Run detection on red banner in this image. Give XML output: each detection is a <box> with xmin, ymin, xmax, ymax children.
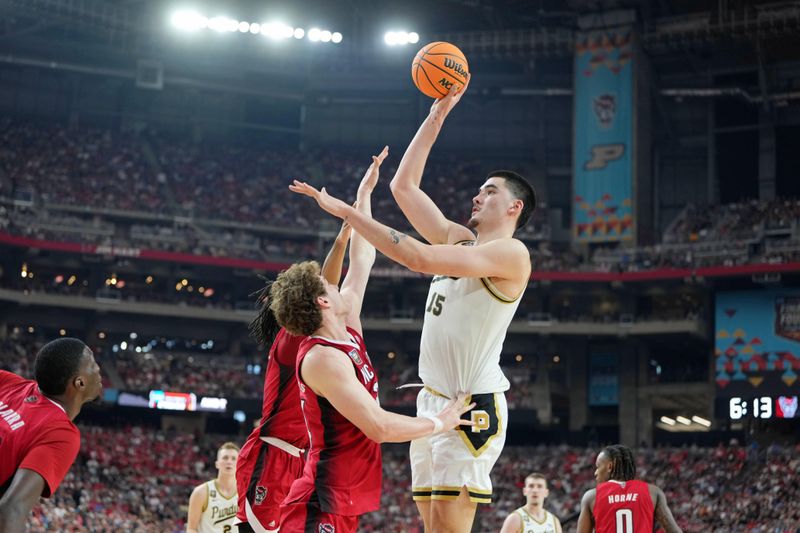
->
<box><xmin>1</xmin><ymin>231</ymin><xmax>798</xmax><ymax>282</ymax></box>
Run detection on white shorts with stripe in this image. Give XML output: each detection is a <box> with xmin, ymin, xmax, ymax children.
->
<box><xmin>410</xmin><ymin>387</ymin><xmax>507</xmax><ymax>504</ymax></box>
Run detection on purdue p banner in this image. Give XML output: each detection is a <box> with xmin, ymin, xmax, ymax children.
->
<box><xmin>573</xmin><ymin>27</ymin><xmax>634</xmax><ymax>243</ymax></box>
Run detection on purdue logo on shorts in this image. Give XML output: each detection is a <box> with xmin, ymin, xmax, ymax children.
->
<box><xmin>318</xmin><ymin>524</ymin><xmax>335</xmax><ymax>533</ymax></box>
<box><xmin>254</xmin><ymin>485</ymin><xmax>267</xmax><ymax>505</ymax></box>
<box><xmin>471</xmin><ymin>410</ymin><xmax>490</xmax><ymax>433</ymax></box>
<box><xmin>457</xmin><ymin>393</ymin><xmax>501</xmax><ymax>457</ymax></box>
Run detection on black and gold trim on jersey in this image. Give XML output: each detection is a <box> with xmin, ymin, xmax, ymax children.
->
<box><xmin>455</xmin><ymin>392</ymin><xmax>503</xmax><ymax>457</ymax></box>
<box><xmin>411</xmin><ymin>485</ymin><xmax>492</xmax><ymax>504</ymax></box>
<box><xmin>480</xmin><ymin>277</ymin><xmax>520</xmax><ymax>304</ymax></box>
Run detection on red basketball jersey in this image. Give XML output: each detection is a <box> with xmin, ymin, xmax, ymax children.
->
<box><xmin>255</xmin><ymin>328</ymin><xmax>308</xmax><ymax>447</ymax></box>
<box><xmin>594</xmin><ymin>480</ymin><xmax>654</xmax><ymax>533</ymax></box>
<box><xmin>284</xmin><ymin>327</ymin><xmax>382</xmax><ymax>516</ymax></box>
<box><xmin>0</xmin><ymin>370</ymin><xmax>80</xmax><ymax>498</ymax></box>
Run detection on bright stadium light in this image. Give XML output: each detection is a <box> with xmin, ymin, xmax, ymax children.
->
<box><xmin>261</xmin><ymin>21</ymin><xmax>293</xmax><ymax>39</ymax></box>
<box><xmin>676</xmin><ymin>415</ymin><xmax>692</xmax><ymax>425</ymax></box>
<box><xmin>308</xmin><ymin>27</ymin><xmax>321</xmax><ymax>41</ymax></box>
<box><xmin>238</xmin><ymin>21</ymin><xmax>250</xmax><ymax>33</ymax></box>
<box><xmin>225</xmin><ymin>18</ymin><xmax>239</xmax><ymax>32</ymax></box>
<box><xmin>385</xmin><ymin>31</ymin><xmax>417</xmax><ymax>46</ymax></box>
<box><xmin>249</xmin><ymin>22</ymin><xmax>261</xmax><ymax>34</ymax></box>
<box><xmin>692</xmin><ymin>415</ymin><xmax>712</xmax><ymax>427</ymax></box>
<box><xmin>332</xmin><ymin>31</ymin><xmax>342</xmax><ymax>43</ymax></box>
<box><xmin>208</xmin><ymin>16</ymin><xmax>226</xmax><ymax>32</ymax></box>
<box><xmin>659</xmin><ymin>416</ymin><xmax>676</xmax><ymax>426</ymax></box>
<box><xmin>294</xmin><ymin>27</ymin><xmax>305</xmax><ymax>39</ymax></box>
<box><xmin>320</xmin><ymin>30</ymin><xmax>332</xmax><ymax>42</ymax></box>
<box><xmin>171</xmin><ymin>10</ymin><xmax>208</xmax><ymax>31</ymax></box>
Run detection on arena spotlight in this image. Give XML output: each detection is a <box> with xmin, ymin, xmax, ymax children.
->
<box><xmin>308</xmin><ymin>27</ymin><xmax>321</xmax><ymax>41</ymax></box>
<box><xmin>659</xmin><ymin>416</ymin><xmax>676</xmax><ymax>426</ymax></box>
<box><xmin>320</xmin><ymin>30</ymin><xmax>332</xmax><ymax>42</ymax></box>
<box><xmin>332</xmin><ymin>32</ymin><xmax>342</xmax><ymax>43</ymax></box>
<box><xmin>675</xmin><ymin>416</ymin><xmax>692</xmax><ymax>425</ymax></box>
<box><xmin>249</xmin><ymin>22</ymin><xmax>261</xmax><ymax>34</ymax></box>
<box><xmin>238</xmin><ymin>21</ymin><xmax>250</xmax><ymax>33</ymax></box>
<box><xmin>261</xmin><ymin>21</ymin><xmax>294</xmax><ymax>39</ymax></box>
<box><xmin>293</xmin><ymin>27</ymin><xmax>305</xmax><ymax>39</ymax></box>
<box><xmin>692</xmin><ymin>416</ymin><xmax>712</xmax><ymax>427</ymax></box>
<box><xmin>171</xmin><ymin>10</ymin><xmax>208</xmax><ymax>31</ymax></box>
<box><xmin>384</xmin><ymin>31</ymin><xmax>418</xmax><ymax>46</ymax></box>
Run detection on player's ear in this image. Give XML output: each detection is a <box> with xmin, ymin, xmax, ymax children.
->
<box><xmin>317</xmin><ymin>295</ymin><xmax>329</xmax><ymax>308</ymax></box>
<box><xmin>73</xmin><ymin>375</ymin><xmax>85</xmax><ymax>389</ymax></box>
<box><xmin>508</xmin><ymin>198</ymin><xmax>522</xmax><ymax>215</ymax></box>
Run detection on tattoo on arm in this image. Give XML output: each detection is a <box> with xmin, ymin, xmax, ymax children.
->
<box><xmin>389</xmin><ymin>229</ymin><xmax>407</xmax><ymax>245</ymax></box>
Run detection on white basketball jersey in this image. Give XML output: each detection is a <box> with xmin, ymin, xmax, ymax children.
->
<box><xmin>419</xmin><ymin>249</ymin><xmax>523</xmax><ymax>396</ymax></box>
<box><xmin>199</xmin><ymin>480</ymin><xmax>238</xmax><ymax>533</ymax></box>
<box><xmin>515</xmin><ymin>508</ymin><xmax>558</xmax><ymax>533</ymax></box>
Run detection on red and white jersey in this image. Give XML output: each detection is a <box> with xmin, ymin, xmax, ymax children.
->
<box><xmin>254</xmin><ymin>328</ymin><xmax>308</xmax><ymax>448</ymax></box>
<box><xmin>284</xmin><ymin>327</ymin><xmax>382</xmax><ymax>516</ymax></box>
<box><xmin>0</xmin><ymin>370</ymin><xmax>80</xmax><ymax>497</ymax></box>
<box><xmin>594</xmin><ymin>480</ymin><xmax>654</xmax><ymax>533</ymax></box>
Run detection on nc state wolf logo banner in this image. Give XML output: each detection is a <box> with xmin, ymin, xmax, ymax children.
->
<box><xmin>573</xmin><ymin>27</ymin><xmax>634</xmax><ymax>243</ymax></box>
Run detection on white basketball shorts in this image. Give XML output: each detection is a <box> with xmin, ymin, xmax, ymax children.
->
<box><xmin>410</xmin><ymin>387</ymin><xmax>507</xmax><ymax>504</ymax></box>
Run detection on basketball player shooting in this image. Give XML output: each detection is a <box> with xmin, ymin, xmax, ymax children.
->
<box><xmin>289</xmin><ymin>74</ymin><xmax>536</xmax><ymax>532</ymax></box>
<box><xmin>276</xmin><ymin>147</ymin><xmax>476</xmax><ymax>533</ymax></box>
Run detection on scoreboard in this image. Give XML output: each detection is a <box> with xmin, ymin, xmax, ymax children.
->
<box><xmin>715</xmin><ymin>290</ymin><xmax>800</xmax><ymax>420</ymax></box>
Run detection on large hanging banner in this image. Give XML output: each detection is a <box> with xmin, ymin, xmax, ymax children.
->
<box><xmin>573</xmin><ymin>28</ymin><xmax>634</xmax><ymax>242</ymax></box>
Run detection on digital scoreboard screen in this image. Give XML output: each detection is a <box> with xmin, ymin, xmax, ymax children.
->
<box><xmin>716</xmin><ymin>290</ymin><xmax>800</xmax><ymax>420</ymax></box>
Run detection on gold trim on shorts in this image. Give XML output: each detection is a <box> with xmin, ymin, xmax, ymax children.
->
<box><xmin>411</xmin><ymin>485</ymin><xmax>493</xmax><ymax>504</ymax></box>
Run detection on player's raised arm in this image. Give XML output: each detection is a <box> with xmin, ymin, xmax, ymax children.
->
<box><xmin>320</xmin><ymin>219</ymin><xmax>352</xmax><ymax>286</ymax></box>
<box><xmin>389</xmin><ymin>76</ymin><xmax>475</xmax><ymax>245</ymax></box>
<box><xmin>652</xmin><ymin>485</ymin><xmax>683</xmax><ymax>533</ymax></box>
<box><xmin>301</xmin><ymin>345</ymin><xmax>474</xmax><ymax>443</ymax></box>
<box><xmin>289</xmin><ymin>183</ymin><xmax>530</xmax><ymax>282</ymax></box>
<box><xmin>576</xmin><ymin>489</ymin><xmax>596</xmax><ymax>533</ymax></box>
<box><xmin>340</xmin><ymin>146</ymin><xmax>387</xmax><ymax>332</ymax></box>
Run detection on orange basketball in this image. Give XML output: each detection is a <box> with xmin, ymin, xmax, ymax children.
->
<box><xmin>411</xmin><ymin>42</ymin><xmax>469</xmax><ymax>99</ymax></box>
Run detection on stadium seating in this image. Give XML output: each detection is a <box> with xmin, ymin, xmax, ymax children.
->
<box><xmin>22</xmin><ymin>425</ymin><xmax>800</xmax><ymax>532</ymax></box>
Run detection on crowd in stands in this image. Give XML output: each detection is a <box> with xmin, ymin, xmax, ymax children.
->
<box><xmin>19</xmin><ymin>424</ymin><xmax>800</xmax><ymax>532</ymax></box>
<box><xmin>26</xmin><ymin>425</ymin><xmax>218</xmax><ymax>533</ymax></box>
<box><xmin>113</xmin><ymin>349</ymin><xmax>263</xmax><ymax>398</ymax></box>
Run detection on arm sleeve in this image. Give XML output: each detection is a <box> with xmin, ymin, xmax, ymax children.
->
<box><xmin>18</xmin><ymin>424</ymin><xmax>80</xmax><ymax>497</ymax></box>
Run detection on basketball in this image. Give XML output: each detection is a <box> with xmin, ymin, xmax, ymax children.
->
<box><xmin>412</xmin><ymin>42</ymin><xmax>469</xmax><ymax>99</ymax></box>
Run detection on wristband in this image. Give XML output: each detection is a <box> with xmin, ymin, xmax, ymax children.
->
<box><xmin>424</xmin><ymin>415</ymin><xmax>444</xmax><ymax>434</ymax></box>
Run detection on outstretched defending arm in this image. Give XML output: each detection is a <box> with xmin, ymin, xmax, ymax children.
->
<box><xmin>653</xmin><ymin>485</ymin><xmax>682</xmax><ymax>533</ymax></box>
<box><xmin>339</xmin><ymin>146</ymin><xmax>388</xmax><ymax>333</ymax></box>
<box><xmin>320</xmin><ymin>220</ymin><xmax>352</xmax><ymax>286</ymax></box>
<box><xmin>290</xmin><ymin>181</ymin><xmax>530</xmax><ymax>282</ymax></box>
<box><xmin>389</xmin><ymin>76</ymin><xmax>475</xmax><ymax>245</ymax></box>
<box><xmin>301</xmin><ymin>345</ymin><xmax>474</xmax><ymax>443</ymax></box>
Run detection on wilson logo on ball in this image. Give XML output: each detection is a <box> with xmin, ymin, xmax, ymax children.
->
<box><xmin>444</xmin><ymin>58</ymin><xmax>468</xmax><ymax>77</ymax></box>
<box><xmin>412</xmin><ymin>41</ymin><xmax>469</xmax><ymax>99</ymax></box>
